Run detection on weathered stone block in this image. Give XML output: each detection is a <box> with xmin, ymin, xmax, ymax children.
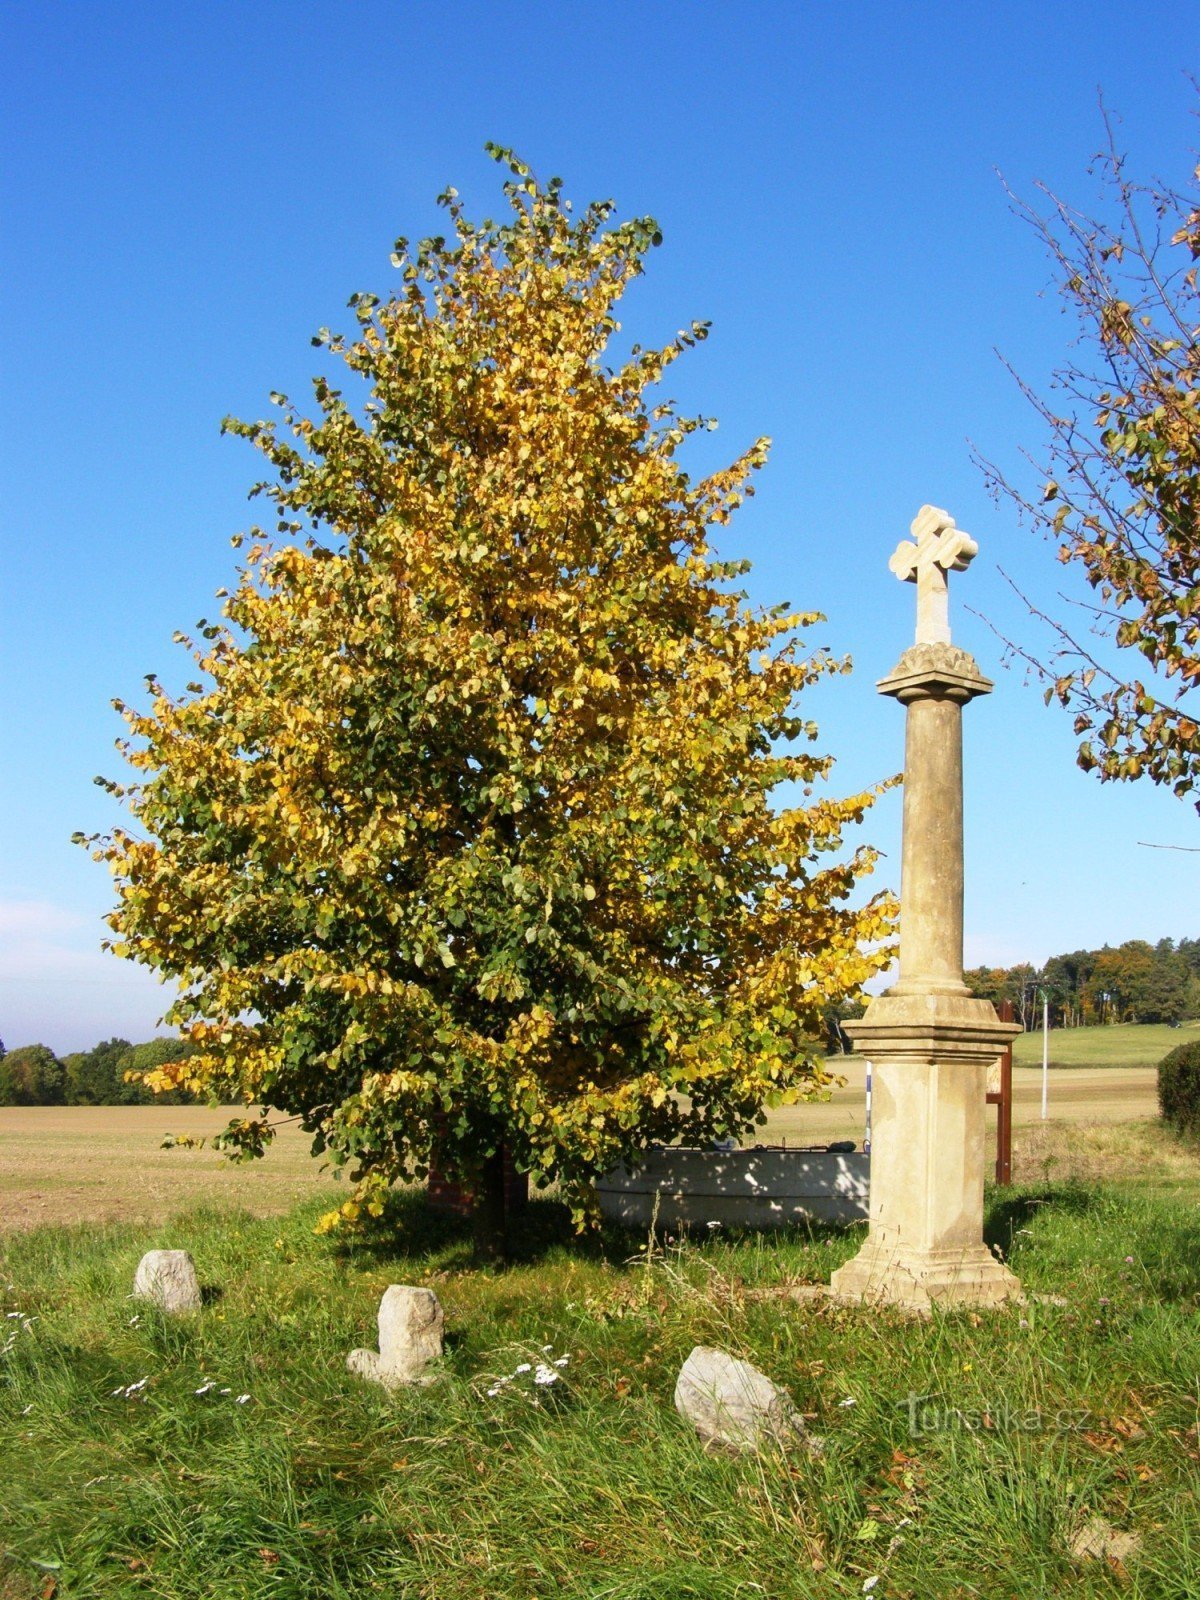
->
<box><xmin>133</xmin><ymin>1249</ymin><xmax>202</xmax><ymax>1314</ymax></box>
<box><xmin>348</xmin><ymin>1285</ymin><xmax>444</xmax><ymax>1389</ymax></box>
<box><xmin>674</xmin><ymin>1346</ymin><xmax>821</xmax><ymax>1454</ymax></box>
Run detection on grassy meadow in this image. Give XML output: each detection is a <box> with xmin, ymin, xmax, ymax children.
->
<box><xmin>2</xmin><ymin>1116</ymin><xmax>1200</xmax><ymax>1599</ymax></box>
<box><xmin>1012</xmin><ymin>1019</ymin><xmax>1200</xmax><ymax>1072</ymax></box>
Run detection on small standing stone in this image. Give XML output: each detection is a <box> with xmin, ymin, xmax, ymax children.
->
<box><xmin>674</xmin><ymin>1346</ymin><xmax>822</xmax><ymax>1454</ymax></box>
<box><xmin>133</xmin><ymin>1249</ymin><xmax>202</xmax><ymax>1314</ymax></box>
<box><xmin>347</xmin><ymin>1285</ymin><xmax>444</xmax><ymax>1390</ymax></box>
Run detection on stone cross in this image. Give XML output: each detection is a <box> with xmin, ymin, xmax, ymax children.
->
<box><xmin>888</xmin><ymin>504</ymin><xmax>979</xmax><ymax>646</ymax></box>
<box><xmin>828</xmin><ymin>502</ymin><xmax>1022</xmax><ymax>1312</ymax></box>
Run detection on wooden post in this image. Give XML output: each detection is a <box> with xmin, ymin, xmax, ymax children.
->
<box><xmin>986</xmin><ymin>999</ymin><xmax>1014</xmax><ymax>1186</ymax></box>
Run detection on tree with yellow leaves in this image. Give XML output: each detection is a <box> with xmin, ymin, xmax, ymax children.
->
<box><xmin>984</xmin><ymin>113</ymin><xmax>1200</xmax><ymax>807</ymax></box>
<box><xmin>82</xmin><ymin>149</ymin><xmax>894</xmax><ymax>1257</ymax></box>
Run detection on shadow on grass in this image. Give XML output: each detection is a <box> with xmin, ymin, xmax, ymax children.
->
<box><xmin>332</xmin><ymin>1187</ymin><xmax>864</xmax><ymax>1276</ymax></box>
<box><xmin>983</xmin><ymin>1183</ymin><xmax>1098</xmax><ymax>1253</ymax></box>
<box><xmin>330</xmin><ymin>1189</ymin><xmax>635</xmax><ymax>1273</ymax></box>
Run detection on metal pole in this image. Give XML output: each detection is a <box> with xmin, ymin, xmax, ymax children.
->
<box><xmin>864</xmin><ymin>1060</ymin><xmax>873</xmax><ymax>1154</ymax></box>
<box><xmin>1040</xmin><ymin>995</ymin><xmax>1049</xmax><ymax>1121</ymax></box>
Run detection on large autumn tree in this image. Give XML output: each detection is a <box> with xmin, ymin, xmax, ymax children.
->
<box><xmin>83</xmin><ymin>150</ymin><xmax>894</xmax><ymax>1252</ymax></box>
<box><xmin>985</xmin><ymin>111</ymin><xmax>1200</xmax><ymax>807</ymax></box>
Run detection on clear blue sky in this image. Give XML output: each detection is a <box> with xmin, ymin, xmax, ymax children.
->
<box><xmin>2</xmin><ymin>2</ymin><xmax>1197</xmax><ymax>1052</ymax></box>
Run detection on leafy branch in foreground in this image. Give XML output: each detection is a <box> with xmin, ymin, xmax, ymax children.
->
<box><xmin>80</xmin><ymin>148</ymin><xmax>895</xmax><ymax>1253</ymax></box>
<box><xmin>979</xmin><ymin>104</ymin><xmax>1200</xmax><ymax>808</ymax></box>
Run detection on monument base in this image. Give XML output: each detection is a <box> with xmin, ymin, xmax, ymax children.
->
<box><xmin>829</xmin><ymin>1242</ymin><xmax>1023</xmax><ymax>1313</ymax></box>
<box><xmin>826</xmin><ymin>989</ymin><xmax>1023</xmax><ymax>1313</ymax></box>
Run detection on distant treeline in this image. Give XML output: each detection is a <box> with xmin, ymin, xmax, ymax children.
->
<box><xmin>965</xmin><ymin>938</ymin><xmax>1200</xmax><ymax>1030</ymax></box>
<box><xmin>0</xmin><ymin>1037</ymin><xmax>200</xmax><ymax>1107</ymax></box>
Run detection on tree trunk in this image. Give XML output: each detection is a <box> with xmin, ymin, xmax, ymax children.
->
<box><xmin>471</xmin><ymin>1147</ymin><xmax>508</xmax><ymax>1264</ymax></box>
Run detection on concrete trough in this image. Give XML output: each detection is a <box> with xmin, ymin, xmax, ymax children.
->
<box><xmin>595</xmin><ymin>1145</ymin><xmax>870</xmax><ymax>1230</ymax></box>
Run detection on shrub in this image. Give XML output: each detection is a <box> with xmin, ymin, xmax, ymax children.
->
<box><xmin>1158</xmin><ymin>1039</ymin><xmax>1200</xmax><ymax>1138</ymax></box>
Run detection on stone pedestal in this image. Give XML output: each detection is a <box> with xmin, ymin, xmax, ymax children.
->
<box><xmin>830</xmin><ymin>637</ymin><xmax>1022</xmax><ymax>1311</ymax></box>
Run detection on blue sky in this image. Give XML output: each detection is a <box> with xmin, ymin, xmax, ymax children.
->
<box><xmin>2</xmin><ymin>2</ymin><xmax>1197</xmax><ymax>1052</ymax></box>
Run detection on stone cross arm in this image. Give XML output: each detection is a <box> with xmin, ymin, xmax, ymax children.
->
<box><xmin>889</xmin><ymin>504</ymin><xmax>979</xmax><ymax>646</ymax></box>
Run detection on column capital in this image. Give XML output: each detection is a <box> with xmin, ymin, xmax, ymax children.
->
<box><xmin>846</xmin><ymin>990</ymin><xmax>1021</xmax><ymax>1061</ymax></box>
<box><xmin>877</xmin><ymin>642</ymin><xmax>993</xmax><ymax>705</ymax></box>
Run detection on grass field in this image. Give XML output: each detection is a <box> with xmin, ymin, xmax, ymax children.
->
<box><xmin>2</xmin><ymin>1132</ymin><xmax>1200</xmax><ymax>1599</ymax></box>
<box><xmin>0</xmin><ymin>1106</ymin><xmax>340</xmax><ymax>1233</ymax></box>
<box><xmin>1012</xmin><ymin>1019</ymin><xmax>1200</xmax><ymax>1071</ymax></box>
<box><xmin>2</xmin><ymin>1093</ymin><xmax>1200</xmax><ymax>1597</ymax></box>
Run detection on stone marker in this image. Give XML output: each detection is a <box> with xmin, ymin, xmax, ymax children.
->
<box><xmin>829</xmin><ymin>506</ymin><xmax>1022</xmax><ymax>1312</ymax></box>
<box><xmin>347</xmin><ymin>1285</ymin><xmax>444</xmax><ymax>1389</ymax></box>
<box><xmin>133</xmin><ymin>1249</ymin><xmax>202</xmax><ymax>1314</ymax></box>
<box><xmin>674</xmin><ymin>1345</ymin><xmax>822</xmax><ymax>1454</ymax></box>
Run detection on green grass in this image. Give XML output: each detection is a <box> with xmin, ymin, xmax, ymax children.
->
<box><xmin>1013</xmin><ymin>1018</ymin><xmax>1200</xmax><ymax>1071</ymax></box>
<box><xmin>2</xmin><ymin>1166</ymin><xmax>1200</xmax><ymax>1599</ymax></box>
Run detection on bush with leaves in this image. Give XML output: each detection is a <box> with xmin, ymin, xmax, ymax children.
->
<box><xmin>81</xmin><ymin>150</ymin><xmax>895</xmax><ymax>1253</ymax></box>
<box><xmin>1159</xmin><ymin>1037</ymin><xmax>1200</xmax><ymax>1139</ymax></box>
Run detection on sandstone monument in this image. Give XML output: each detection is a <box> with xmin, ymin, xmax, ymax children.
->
<box><xmin>830</xmin><ymin>505</ymin><xmax>1022</xmax><ymax>1310</ymax></box>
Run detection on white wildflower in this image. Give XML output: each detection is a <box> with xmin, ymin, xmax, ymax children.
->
<box><xmin>553</xmin><ymin>1357</ymin><xmax>569</xmax><ymax>1368</ymax></box>
<box><xmin>515</xmin><ymin>1363</ymin><xmax>531</xmax><ymax>1374</ymax></box>
<box><xmin>863</xmin><ymin>1579</ymin><xmax>879</xmax><ymax>1594</ymax></box>
<box><xmin>236</xmin><ymin>1394</ymin><xmax>251</xmax><ymax>1405</ymax></box>
<box><xmin>194</xmin><ymin>1382</ymin><xmax>215</xmax><ymax>1396</ymax></box>
<box><xmin>838</xmin><ymin>1396</ymin><xmax>857</xmax><ymax>1408</ymax></box>
<box><xmin>534</xmin><ymin>1364</ymin><xmax>559</xmax><ymax>1386</ymax></box>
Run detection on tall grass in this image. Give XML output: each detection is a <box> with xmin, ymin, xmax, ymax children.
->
<box><xmin>2</xmin><ymin>1174</ymin><xmax>1199</xmax><ymax>1598</ymax></box>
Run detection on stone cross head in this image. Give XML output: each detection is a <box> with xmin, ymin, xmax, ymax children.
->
<box><xmin>889</xmin><ymin>504</ymin><xmax>979</xmax><ymax>646</ymax></box>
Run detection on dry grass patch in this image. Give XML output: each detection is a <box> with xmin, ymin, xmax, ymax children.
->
<box><xmin>1012</xmin><ymin>1117</ymin><xmax>1200</xmax><ymax>1190</ymax></box>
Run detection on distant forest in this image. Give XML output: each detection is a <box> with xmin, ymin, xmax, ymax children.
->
<box><xmin>965</xmin><ymin>938</ymin><xmax>1200</xmax><ymax>1030</ymax></box>
<box><xmin>0</xmin><ymin>1036</ymin><xmax>199</xmax><ymax>1107</ymax></box>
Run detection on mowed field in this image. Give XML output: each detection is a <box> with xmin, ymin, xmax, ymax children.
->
<box><xmin>0</xmin><ymin>1105</ymin><xmax>342</xmax><ymax>1233</ymax></box>
<box><xmin>1</xmin><ymin>1049</ymin><xmax>1167</xmax><ymax>1232</ymax></box>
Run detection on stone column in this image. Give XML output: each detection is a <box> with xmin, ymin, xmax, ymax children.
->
<box><xmin>829</xmin><ymin>512</ymin><xmax>1021</xmax><ymax>1312</ymax></box>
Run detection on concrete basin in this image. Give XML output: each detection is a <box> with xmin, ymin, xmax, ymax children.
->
<box><xmin>595</xmin><ymin>1145</ymin><xmax>869</xmax><ymax>1230</ymax></box>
